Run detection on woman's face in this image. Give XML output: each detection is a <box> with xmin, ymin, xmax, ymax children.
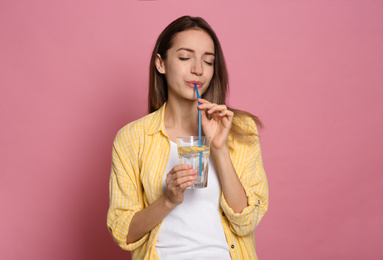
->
<box><xmin>156</xmin><ymin>29</ymin><xmax>215</xmax><ymax>102</ymax></box>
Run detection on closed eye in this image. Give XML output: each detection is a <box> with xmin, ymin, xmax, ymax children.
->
<box><xmin>179</xmin><ymin>57</ymin><xmax>189</xmax><ymax>61</ymax></box>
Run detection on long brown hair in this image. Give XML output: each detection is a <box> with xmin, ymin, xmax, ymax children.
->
<box><xmin>148</xmin><ymin>16</ymin><xmax>263</xmax><ymax>143</ymax></box>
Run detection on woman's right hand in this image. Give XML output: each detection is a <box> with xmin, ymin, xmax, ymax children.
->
<box><xmin>164</xmin><ymin>164</ymin><xmax>197</xmax><ymax>207</ymax></box>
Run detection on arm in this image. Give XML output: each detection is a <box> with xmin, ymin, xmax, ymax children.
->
<box><xmin>107</xmin><ymin>142</ymin><xmax>146</xmax><ymax>250</ymax></box>
<box><xmin>198</xmin><ymin>98</ymin><xmax>250</xmax><ymax>213</ymax></box>
<box><xmin>127</xmin><ymin>164</ymin><xmax>198</xmax><ymax>244</ymax></box>
<box><xmin>211</xmin><ymin>146</ymin><xmax>248</xmax><ymax>213</ymax></box>
<box><xmin>107</xmin><ymin>130</ymin><xmax>198</xmax><ymax>248</ymax></box>
<box><xmin>219</xmin><ymin>131</ymin><xmax>269</xmax><ymax>236</ymax></box>
<box><xmin>126</xmin><ymin>195</ymin><xmax>174</xmax><ymax>244</ymax></box>
<box><xmin>198</xmin><ymin>100</ymin><xmax>268</xmax><ymax>236</ymax></box>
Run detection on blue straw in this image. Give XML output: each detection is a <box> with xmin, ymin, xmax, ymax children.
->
<box><xmin>194</xmin><ymin>84</ymin><xmax>202</xmax><ymax>177</ymax></box>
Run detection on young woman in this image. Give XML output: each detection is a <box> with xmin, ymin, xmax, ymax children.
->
<box><xmin>107</xmin><ymin>16</ymin><xmax>268</xmax><ymax>260</ymax></box>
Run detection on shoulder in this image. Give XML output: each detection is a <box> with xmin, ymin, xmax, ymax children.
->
<box><xmin>119</xmin><ymin>112</ymin><xmax>155</xmax><ymax>134</ymax></box>
<box><xmin>227</xmin><ymin>113</ymin><xmax>260</xmax><ymax>150</ymax></box>
<box><xmin>114</xmin><ymin>110</ymin><xmax>161</xmax><ymax>146</ymax></box>
<box><xmin>233</xmin><ymin>114</ymin><xmax>259</xmax><ymax>135</ymax></box>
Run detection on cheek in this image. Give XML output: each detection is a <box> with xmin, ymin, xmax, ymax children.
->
<box><xmin>166</xmin><ymin>63</ymin><xmax>185</xmax><ymax>78</ymax></box>
<box><xmin>164</xmin><ymin>66</ymin><xmax>186</xmax><ymax>87</ymax></box>
<box><xmin>164</xmin><ymin>64</ymin><xmax>176</xmax><ymax>78</ymax></box>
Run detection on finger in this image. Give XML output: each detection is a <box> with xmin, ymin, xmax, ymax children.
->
<box><xmin>174</xmin><ymin>169</ymin><xmax>197</xmax><ymax>179</ymax></box>
<box><xmin>166</xmin><ymin>165</ymin><xmax>192</xmax><ymax>185</ymax></box>
<box><xmin>178</xmin><ymin>180</ymin><xmax>197</xmax><ymax>190</ymax></box>
<box><xmin>217</xmin><ymin>109</ymin><xmax>234</xmax><ymax>118</ymax></box>
<box><xmin>174</xmin><ymin>173</ymin><xmax>197</xmax><ymax>186</ymax></box>
<box><xmin>167</xmin><ymin>168</ymin><xmax>196</xmax><ymax>183</ymax></box>
<box><xmin>207</xmin><ymin>104</ymin><xmax>228</xmax><ymax>115</ymax></box>
<box><xmin>200</xmin><ymin>108</ymin><xmax>210</xmax><ymax>125</ymax></box>
<box><xmin>167</xmin><ymin>171</ymin><xmax>197</xmax><ymax>189</ymax></box>
<box><xmin>220</xmin><ymin>115</ymin><xmax>232</xmax><ymax>128</ymax></box>
<box><xmin>197</xmin><ymin>99</ymin><xmax>217</xmax><ymax>110</ymax></box>
<box><xmin>197</xmin><ymin>98</ymin><xmax>209</xmax><ymax>104</ymax></box>
<box><xmin>197</xmin><ymin>101</ymin><xmax>215</xmax><ymax>110</ymax></box>
<box><xmin>171</xmin><ymin>164</ymin><xmax>192</xmax><ymax>174</ymax></box>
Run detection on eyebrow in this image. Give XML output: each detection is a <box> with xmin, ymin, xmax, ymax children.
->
<box><xmin>176</xmin><ymin>47</ymin><xmax>215</xmax><ymax>56</ymax></box>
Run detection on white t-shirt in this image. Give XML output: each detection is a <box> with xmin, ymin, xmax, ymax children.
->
<box><xmin>155</xmin><ymin>141</ymin><xmax>231</xmax><ymax>260</ymax></box>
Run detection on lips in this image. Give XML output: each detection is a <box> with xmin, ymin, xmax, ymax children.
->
<box><xmin>187</xmin><ymin>81</ymin><xmax>203</xmax><ymax>89</ymax></box>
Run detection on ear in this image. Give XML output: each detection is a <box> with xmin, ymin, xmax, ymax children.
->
<box><xmin>155</xmin><ymin>54</ymin><xmax>166</xmax><ymax>74</ymax></box>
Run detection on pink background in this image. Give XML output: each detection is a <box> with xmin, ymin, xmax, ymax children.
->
<box><xmin>1</xmin><ymin>1</ymin><xmax>383</xmax><ymax>259</ymax></box>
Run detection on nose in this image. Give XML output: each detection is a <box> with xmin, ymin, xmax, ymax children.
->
<box><xmin>191</xmin><ymin>60</ymin><xmax>203</xmax><ymax>76</ymax></box>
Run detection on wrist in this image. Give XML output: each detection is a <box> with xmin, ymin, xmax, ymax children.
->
<box><xmin>162</xmin><ymin>194</ymin><xmax>178</xmax><ymax>211</ymax></box>
<box><xmin>211</xmin><ymin>145</ymin><xmax>230</xmax><ymax>156</ymax></box>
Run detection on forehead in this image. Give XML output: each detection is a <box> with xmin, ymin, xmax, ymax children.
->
<box><xmin>171</xmin><ymin>29</ymin><xmax>215</xmax><ymax>53</ymax></box>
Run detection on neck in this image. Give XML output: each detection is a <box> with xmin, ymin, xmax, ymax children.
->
<box><xmin>164</xmin><ymin>98</ymin><xmax>200</xmax><ymax>139</ymax></box>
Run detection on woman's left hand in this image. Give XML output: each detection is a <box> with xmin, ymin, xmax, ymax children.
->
<box><xmin>198</xmin><ymin>98</ymin><xmax>234</xmax><ymax>151</ymax></box>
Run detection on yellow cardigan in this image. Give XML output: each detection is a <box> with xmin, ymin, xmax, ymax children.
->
<box><xmin>107</xmin><ymin>104</ymin><xmax>268</xmax><ymax>260</ymax></box>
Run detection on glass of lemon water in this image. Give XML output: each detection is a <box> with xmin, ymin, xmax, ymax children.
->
<box><xmin>176</xmin><ymin>136</ymin><xmax>210</xmax><ymax>189</ymax></box>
